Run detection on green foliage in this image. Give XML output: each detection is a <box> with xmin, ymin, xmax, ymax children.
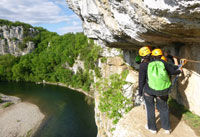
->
<box><xmin>101</xmin><ymin>57</ymin><xmax>107</xmax><ymax>63</ymax></box>
<box><xmin>0</xmin><ymin>20</ymin><xmax>102</xmax><ymax>93</ymax></box>
<box><xmin>0</xmin><ymin>95</ymin><xmax>2</xmax><ymax>103</ymax></box>
<box><xmin>0</xmin><ymin>19</ymin><xmax>32</xmax><ymax>29</ymax></box>
<box><xmin>80</xmin><ymin>40</ymin><xmax>102</xmax><ymax>71</ymax></box>
<box><xmin>70</xmin><ymin>69</ymin><xmax>94</xmax><ymax>92</ymax></box>
<box><xmin>0</xmin><ymin>54</ymin><xmax>19</xmax><ymax>81</ymax></box>
<box><xmin>25</xmin><ymin>129</ymin><xmax>32</xmax><ymax>137</ymax></box>
<box><xmin>19</xmin><ymin>42</ymin><xmax>27</xmax><ymax>50</ymax></box>
<box><xmin>96</xmin><ymin>70</ymin><xmax>133</xmax><ymax>124</ymax></box>
<box><xmin>11</xmin><ymin>37</ymin><xmax>18</xmax><ymax>41</ymax></box>
<box><xmin>2</xmin><ymin>102</ymin><xmax>14</xmax><ymax>108</ymax></box>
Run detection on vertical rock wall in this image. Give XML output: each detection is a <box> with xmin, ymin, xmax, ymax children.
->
<box><xmin>0</xmin><ymin>25</ymin><xmax>36</xmax><ymax>56</ymax></box>
<box><xmin>66</xmin><ymin>0</ymin><xmax>200</xmax><ymax>116</ymax></box>
<box><xmin>94</xmin><ymin>54</ymin><xmax>138</xmax><ymax>137</ymax></box>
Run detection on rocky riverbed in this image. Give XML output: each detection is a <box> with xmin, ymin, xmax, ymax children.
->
<box><xmin>0</xmin><ymin>93</ymin><xmax>44</xmax><ymax>137</ymax></box>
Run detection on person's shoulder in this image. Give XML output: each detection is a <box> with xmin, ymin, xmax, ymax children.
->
<box><xmin>140</xmin><ymin>61</ymin><xmax>149</xmax><ymax>65</ymax></box>
<box><xmin>140</xmin><ymin>62</ymin><xmax>148</xmax><ymax>69</ymax></box>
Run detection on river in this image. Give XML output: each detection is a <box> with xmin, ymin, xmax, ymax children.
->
<box><xmin>0</xmin><ymin>82</ymin><xmax>97</xmax><ymax>137</ymax></box>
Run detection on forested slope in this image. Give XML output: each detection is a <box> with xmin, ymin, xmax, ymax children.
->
<box><xmin>0</xmin><ymin>19</ymin><xmax>101</xmax><ymax>92</ymax></box>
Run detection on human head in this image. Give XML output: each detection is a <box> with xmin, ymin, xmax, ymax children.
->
<box><xmin>139</xmin><ymin>46</ymin><xmax>151</xmax><ymax>57</ymax></box>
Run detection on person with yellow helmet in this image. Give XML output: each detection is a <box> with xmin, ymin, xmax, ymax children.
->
<box><xmin>136</xmin><ymin>46</ymin><xmax>152</xmax><ymax>104</ymax></box>
<box><xmin>135</xmin><ymin>46</ymin><xmax>152</xmax><ymax>64</ymax></box>
<box><xmin>151</xmin><ymin>48</ymin><xmax>163</xmax><ymax>56</ymax></box>
<box><xmin>139</xmin><ymin>48</ymin><xmax>182</xmax><ymax>134</ymax></box>
<box><xmin>139</xmin><ymin>46</ymin><xmax>151</xmax><ymax>57</ymax></box>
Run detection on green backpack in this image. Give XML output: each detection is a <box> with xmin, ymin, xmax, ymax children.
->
<box><xmin>147</xmin><ymin>61</ymin><xmax>171</xmax><ymax>90</ymax></box>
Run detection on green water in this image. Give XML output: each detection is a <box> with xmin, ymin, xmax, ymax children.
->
<box><xmin>0</xmin><ymin>82</ymin><xmax>97</xmax><ymax>137</ymax></box>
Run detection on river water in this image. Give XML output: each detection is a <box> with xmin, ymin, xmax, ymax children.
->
<box><xmin>0</xmin><ymin>82</ymin><xmax>97</xmax><ymax>137</ymax></box>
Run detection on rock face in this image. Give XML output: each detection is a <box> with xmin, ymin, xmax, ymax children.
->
<box><xmin>66</xmin><ymin>0</ymin><xmax>200</xmax><ymax>117</ymax></box>
<box><xmin>113</xmin><ymin>106</ymin><xmax>198</xmax><ymax>137</ymax></box>
<box><xmin>0</xmin><ymin>25</ymin><xmax>36</xmax><ymax>56</ymax></box>
<box><xmin>95</xmin><ymin>54</ymin><xmax>138</xmax><ymax>137</ymax></box>
<box><xmin>66</xmin><ymin>0</ymin><xmax>200</xmax><ymax>48</ymax></box>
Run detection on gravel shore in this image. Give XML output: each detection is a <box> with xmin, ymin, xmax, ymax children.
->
<box><xmin>0</xmin><ymin>94</ymin><xmax>44</xmax><ymax>137</ymax></box>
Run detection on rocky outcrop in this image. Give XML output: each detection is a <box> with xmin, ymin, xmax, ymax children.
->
<box><xmin>0</xmin><ymin>25</ymin><xmax>36</xmax><ymax>56</ymax></box>
<box><xmin>0</xmin><ymin>94</ymin><xmax>44</xmax><ymax>137</ymax></box>
<box><xmin>113</xmin><ymin>106</ymin><xmax>198</xmax><ymax>137</ymax></box>
<box><xmin>94</xmin><ymin>54</ymin><xmax>138</xmax><ymax>137</ymax></box>
<box><xmin>66</xmin><ymin>0</ymin><xmax>200</xmax><ymax>48</ymax></box>
<box><xmin>66</xmin><ymin>0</ymin><xmax>200</xmax><ymax>117</ymax></box>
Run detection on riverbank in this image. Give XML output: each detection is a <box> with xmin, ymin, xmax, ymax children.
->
<box><xmin>0</xmin><ymin>93</ymin><xmax>44</xmax><ymax>137</ymax></box>
<box><xmin>36</xmin><ymin>81</ymin><xmax>94</xmax><ymax>98</ymax></box>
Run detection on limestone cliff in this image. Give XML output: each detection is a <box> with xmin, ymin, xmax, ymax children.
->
<box><xmin>66</xmin><ymin>0</ymin><xmax>200</xmax><ymax>136</ymax></box>
<box><xmin>66</xmin><ymin>0</ymin><xmax>200</xmax><ymax>116</ymax></box>
<box><xmin>66</xmin><ymin>0</ymin><xmax>200</xmax><ymax>47</ymax></box>
<box><xmin>0</xmin><ymin>24</ymin><xmax>37</xmax><ymax>56</ymax></box>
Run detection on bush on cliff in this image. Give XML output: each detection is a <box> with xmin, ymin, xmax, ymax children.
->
<box><xmin>96</xmin><ymin>70</ymin><xmax>133</xmax><ymax>124</ymax></box>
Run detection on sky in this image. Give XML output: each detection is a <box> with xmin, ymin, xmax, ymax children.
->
<box><xmin>0</xmin><ymin>0</ymin><xmax>83</xmax><ymax>35</ymax></box>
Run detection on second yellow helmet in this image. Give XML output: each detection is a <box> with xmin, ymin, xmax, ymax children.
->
<box><xmin>152</xmin><ymin>48</ymin><xmax>163</xmax><ymax>56</ymax></box>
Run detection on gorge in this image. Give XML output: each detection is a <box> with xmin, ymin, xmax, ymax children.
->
<box><xmin>65</xmin><ymin>0</ymin><xmax>200</xmax><ymax>136</ymax></box>
<box><xmin>1</xmin><ymin>0</ymin><xmax>200</xmax><ymax>136</ymax></box>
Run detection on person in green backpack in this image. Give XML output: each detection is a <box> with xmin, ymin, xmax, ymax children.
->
<box><xmin>139</xmin><ymin>48</ymin><xmax>182</xmax><ymax>134</ymax></box>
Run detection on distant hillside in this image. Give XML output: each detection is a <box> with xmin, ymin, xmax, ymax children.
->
<box><xmin>0</xmin><ymin>19</ymin><xmax>101</xmax><ymax>94</ymax></box>
<box><xmin>0</xmin><ymin>19</ymin><xmax>40</xmax><ymax>56</ymax></box>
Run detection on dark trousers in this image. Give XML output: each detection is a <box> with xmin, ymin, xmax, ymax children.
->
<box><xmin>144</xmin><ymin>93</ymin><xmax>170</xmax><ymax>130</ymax></box>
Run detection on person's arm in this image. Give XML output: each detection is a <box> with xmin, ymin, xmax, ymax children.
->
<box><xmin>139</xmin><ymin>63</ymin><xmax>148</xmax><ymax>96</ymax></box>
<box><xmin>164</xmin><ymin>62</ymin><xmax>181</xmax><ymax>75</ymax></box>
<box><xmin>173</xmin><ymin>57</ymin><xmax>179</xmax><ymax>65</ymax></box>
<box><xmin>168</xmin><ymin>63</ymin><xmax>179</xmax><ymax>70</ymax></box>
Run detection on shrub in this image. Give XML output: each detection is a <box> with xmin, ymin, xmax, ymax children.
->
<box><xmin>2</xmin><ymin>102</ymin><xmax>14</xmax><ymax>108</ymax></box>
<box><xmin>96</xmin><ymin>70</ymin><xmax>133</xmax><ymax>124</ymax></box>
<box><xmin>0</xmin><ymin>95</ymin><xmax>2</xmax><ymax>103</ymax></box>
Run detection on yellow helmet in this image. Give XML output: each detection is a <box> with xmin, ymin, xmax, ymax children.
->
<box><xmin>139</xmin><ymin>46</ymin><xmax>151</xmax><ymax>57</ymax></box>
<box><xmin>152</xmin><ymin>48</ymin><xmax>163</xmax><ymax>56</ymax></box>
<box><xmin>161</xmin><ymin>56</ymin><xmax>167</xmax><ymax>62</ymax></box>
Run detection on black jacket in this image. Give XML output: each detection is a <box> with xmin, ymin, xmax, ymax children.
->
<box><xmin>139</xmin><ymin>59</ymin><xmax>181</xmax><ymax>96</ymax></box>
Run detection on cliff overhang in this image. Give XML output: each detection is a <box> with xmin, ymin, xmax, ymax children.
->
<box><xmin>66</xmin><ymin>0</ymin><xmax>200</xmax><ymax>49</ymax></box>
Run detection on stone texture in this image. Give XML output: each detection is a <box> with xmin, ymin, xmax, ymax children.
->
<box><xmin>66</xmin><ymin>0</ymin><xmax>200</xmax><ymax>116</ymax></box>
<box><xmin>170</xmin><ymin>45</ymin><xmax>200</xmax><ymax>115</ymax></box>
<box><xmin>66</xmin><ymin>0</ymin><xmax>200</xmax><ymax>48</ymax></box>
<box><xmin>95</xmin><ymin>56</ymin><xmax>138</xmax><ymax>137</ymax></box>
<box><xmin>125</xmin><ymin>70</ymin><xmax>138</xmax><ymax>84</ymax></box>
<box><xmin>0</xmin><ymin>102</ymin><xmax>44</xmax><ymax>137</ymax></box>
<box><xmin>0</xmin><ymin>94</ymin><xmax>44</xmax><ymax>137</ymax></box>
<box><xmin>113</xmin><ymin>106</ymin><xmax>198</xmax><ymax>137</ymax></box>
<box><xmin>0</xmin><ymin>25</ymin><xmax>36</xmax><ymax>56</ymax></box>
<box><xmin>107</xmin><ymin>57</ymin><xmax>124</xmax><ymax>66</ymax></box>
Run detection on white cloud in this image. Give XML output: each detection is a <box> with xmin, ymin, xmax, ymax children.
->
<box><xmin>0</xmin><ymin>0</ymin><xmax>83</xmax><ymax>33</ymax></box>
<box><xmin>0</xmin><ymin>0</ymin><xmax>75</xmax><ymax>24</ymax></box>
<box><xmin>58</xmin><ymin>25</ymin><xmax>83</xmax><ymax>35</ymax></box>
